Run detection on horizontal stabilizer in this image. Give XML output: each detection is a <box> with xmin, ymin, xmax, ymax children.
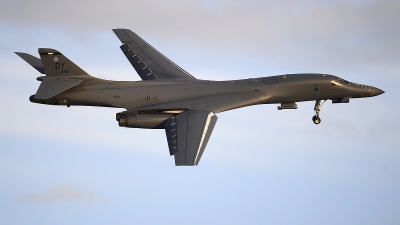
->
<box><xmin>35</xmin><ymin>77</ymin><xmax>83</xmax><ymax>99</ymax></box>
<box><xmin>165</xmin><ymin>110</ymin><xmax>217</xmax><ymax>166</ymax></box>
<box><xmin>15</xmin><ymin>52</ymin><xmax>45</xmax><ymax>74</ymax></box>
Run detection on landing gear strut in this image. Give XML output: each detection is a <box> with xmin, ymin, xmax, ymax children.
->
<box><xmin>312</xmin><ymin>99</ymin><xmax>326</xmax><ymax>125</ymax></box>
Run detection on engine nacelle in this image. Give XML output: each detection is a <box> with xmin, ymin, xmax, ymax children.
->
<box><xmin>117</xmin><ymin>113</ymin><xmax>173</xmax><ymax>129</ymax></box>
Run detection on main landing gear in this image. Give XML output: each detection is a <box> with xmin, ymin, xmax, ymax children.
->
<box><xmin>312</xmin><ymin>99</ymin><xmax>326</xmax><ymax>125</ymax></box>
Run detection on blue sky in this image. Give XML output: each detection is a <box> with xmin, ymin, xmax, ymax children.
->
<box><xmin>0</xmin><ymin>0</ymin><xmax>399</xmax><ymax>224</ymax></box>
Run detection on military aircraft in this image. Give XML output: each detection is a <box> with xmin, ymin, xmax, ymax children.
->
<box><xmin>15</xmin><ymin>28</ymin><xmax>384</xmax><ymax>166</ymax></box>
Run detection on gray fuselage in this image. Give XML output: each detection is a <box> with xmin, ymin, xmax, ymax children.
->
<box><xmin>31</xmin><ymin>73</ymin><xmax>381</xmax><ymax>114</ymax></box>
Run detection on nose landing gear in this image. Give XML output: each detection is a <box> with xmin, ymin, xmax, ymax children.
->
<box><xmin>313</xmin><ymin>100</ymin><xmax>326</xmax><ymax>125</ymax></box>
<box><xmin>312</xmin><ymin>115</ymin><xmax>321</xmax><ymax>124</ymax></box>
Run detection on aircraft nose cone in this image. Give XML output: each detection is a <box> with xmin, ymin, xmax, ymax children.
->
<box><xmin>370</xmin><ymin>87</ymin><xmax>385</xmax><ymax>96</ymax></box>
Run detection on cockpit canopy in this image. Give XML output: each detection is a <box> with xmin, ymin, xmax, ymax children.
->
<box><xmin>331</xmin><ymin>78</ymin><xmax>350</xmax><ymax>86</ymax></box>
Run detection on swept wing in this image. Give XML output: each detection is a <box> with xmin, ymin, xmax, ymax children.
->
<box><xmin>164</xmin><ymin>110</ymin><xmax>217</xmax><ymax>166</ymax></box>
<box><xmin>113</xmin><ymin>29</ymin><xmax>196</xmax><ymax>80</ymax></box>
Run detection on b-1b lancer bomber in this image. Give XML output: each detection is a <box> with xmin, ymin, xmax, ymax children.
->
<box><xmin>16</xmin><ymin>29</ymin><xmax>384</xmax><ymax>166</ymax></box>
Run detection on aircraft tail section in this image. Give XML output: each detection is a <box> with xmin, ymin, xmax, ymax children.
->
<box><xmin>29</xmin><ymin>48</ymin><xmax>90</xmax><ymax>99</ymax></box>
<box><xmin>38</xmin><ymin>48</ymin><xmax>88</xmax><ymax>76</ymax></box>
<box><xmin>15</xmin><ymin>52</ymin><xmax>45</xmax><ymax>74</ymax></box>
<box><xmin>34</xmin><ymin>77</ymin><xmax>84</xmax><ymax>99</ymax></box>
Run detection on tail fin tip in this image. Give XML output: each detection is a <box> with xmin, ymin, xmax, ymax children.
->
<box><xmin>38</xmin><ymin>48</ymin><xmax>61</xmax><ymax>55</ymax></box>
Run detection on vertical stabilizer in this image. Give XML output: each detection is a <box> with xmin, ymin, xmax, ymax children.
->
<box><xmin>38</xmin><ymin>48</ymin><xmax>88</xmax><ymax>76</ymax></box>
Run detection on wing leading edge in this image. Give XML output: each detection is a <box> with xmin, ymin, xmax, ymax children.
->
<box><xmin>165</xmin><ymin>110</ymin><xmax>217</xmax><ymax>166</ymax></box>
<box><xmin>113</xmin><ymin>29</ymin><xmax>196</xmax><ymax>80</ymax></box>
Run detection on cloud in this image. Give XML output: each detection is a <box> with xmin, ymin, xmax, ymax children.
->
<box><xmin>1</xmin><ymin>0</ymin><xmax>399</xmax><ymax>78</ymax></box>
<box><xmin>16</xmin><ymin>183</ymin><xmax>102</xmax><ymax>204</ymax></box>
<box><xmin>0</xmin><ymin>0</ymin><xmax>400</xmax><ymax>83</ymax></box>
<box><xmin>1</xmin><ymin>0</ymin><xmax>397</xmax><ymax>161</ymax></box>
<box><xmin>0</xmin><ymin>2</ymin><xmax>398</xmax><ymax>225</ymax></box>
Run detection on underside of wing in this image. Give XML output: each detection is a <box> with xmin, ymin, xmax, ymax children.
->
<box><xmin>164</xmin><ymin>110</ymin><xmax>217</xmax><ymax>166</ymax></box>
<box><xmin>113</xmin><ymin>28</ymin><xmax>196</xmax><ymax>80</ymax></box>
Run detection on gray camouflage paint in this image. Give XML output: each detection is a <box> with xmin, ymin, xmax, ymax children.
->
<box><xmin>30</xmin><ymin>73</ymin><xmax>384</xmax><ymax>114</ymax></box>
<box><xmin>18</xmin><ymin>29</ymin><xmax>384</xmax><ymax>165</ymax></box>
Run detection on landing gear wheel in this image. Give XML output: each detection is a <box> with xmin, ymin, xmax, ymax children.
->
<box><xmin>312</xmin><ymin>99</ymin><xmax>326</xmax><ymax>125</ymax></box>
<box><xmin>312</xmin><ymin>115</ymin><xmax>321</xmax><ymax>124</ymax></box>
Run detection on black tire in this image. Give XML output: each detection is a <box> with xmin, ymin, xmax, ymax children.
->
<box><xmin>312</xmin><ymin>115</ymin><xmax>321</xmax><ymax>124</ymax></box>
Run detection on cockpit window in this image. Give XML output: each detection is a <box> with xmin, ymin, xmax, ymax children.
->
<box><xmin>331</xmin><ymin>78</ymin><xmax>350</xmax><ymax>86</ymax></box>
